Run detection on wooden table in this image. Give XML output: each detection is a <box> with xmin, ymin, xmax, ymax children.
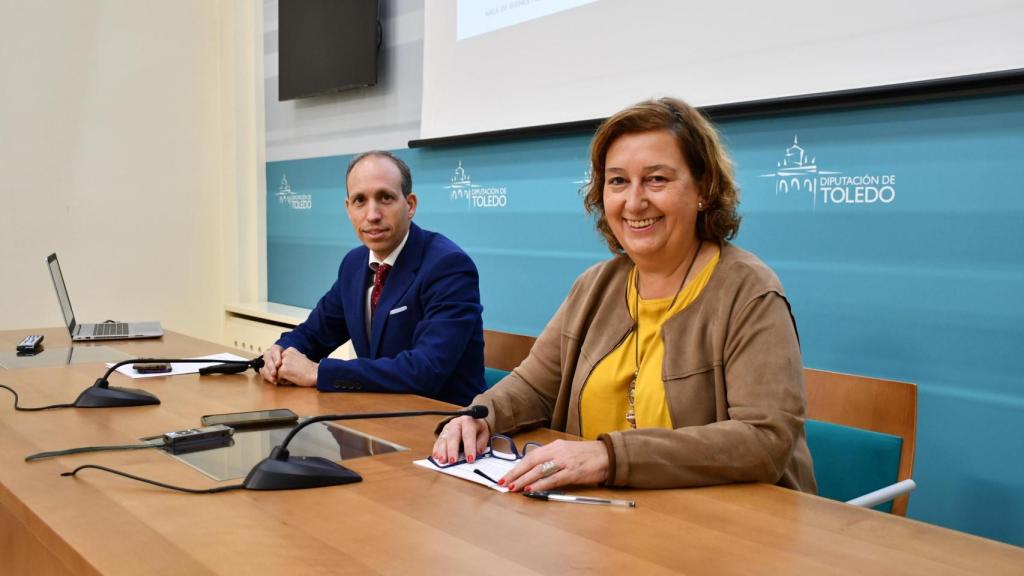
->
<box><xmin>1</xmin><ymin>329</ymin><xmax>1021</xmax><ymax>575</ymax></box>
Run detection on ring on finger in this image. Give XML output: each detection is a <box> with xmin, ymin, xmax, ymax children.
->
<box><xmin>437</xmin><ymin>431</ymin><xmax>449</xmax><ymax>441</ymax></box>
<box><xmin>539</xmin><ymin>460</ymin><xmax>559</xmax><ymax>478</ymax></box>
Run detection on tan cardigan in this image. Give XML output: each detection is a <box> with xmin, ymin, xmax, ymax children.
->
<box><xmin>474</xmin><ymin>243</ymin><xmax>817</xmax><ymax>492</ymax></box>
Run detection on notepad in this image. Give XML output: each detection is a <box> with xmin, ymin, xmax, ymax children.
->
<box><xmin>413</xmin><ymin>455</ymin><xmax>517</xmax><ymax>493</ymax></box>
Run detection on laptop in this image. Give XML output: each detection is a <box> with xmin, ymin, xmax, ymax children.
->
<box><xmin>46</xmin><ymin>253</ymin><xmax>164</xmax><ymax>341</ymax></box>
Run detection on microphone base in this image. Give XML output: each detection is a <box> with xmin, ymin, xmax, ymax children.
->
<box><xmin>73</xmin><ymin>384</ymin><xmax>161</xmax><ymax>408</ymax></box>
<box><xmin>243</xmin><ymin>456</ymin><xmax>362</xmax><ymax>490</ymax></box>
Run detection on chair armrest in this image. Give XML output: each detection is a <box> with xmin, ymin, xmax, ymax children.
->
<box><xmin>846</xmin><ymin>479</ymin><xmax>916</xmax><ymax>508</ymax></box>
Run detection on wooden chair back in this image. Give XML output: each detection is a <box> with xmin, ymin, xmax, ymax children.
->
<box><xmin>804</xmin><ymin>368</ymin><xmax>918</xmax><ymax>516</ymax></box>
<box><xmin>483</xmin><ymin>330</ymin><xmax>536</xmax><ymax>372</ymax></box>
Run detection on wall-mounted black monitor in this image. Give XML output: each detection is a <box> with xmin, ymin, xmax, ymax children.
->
<box><xmin>278</xmin><ymin>0</ymin><xmax>379</xmax><ymax>102</ymax></box>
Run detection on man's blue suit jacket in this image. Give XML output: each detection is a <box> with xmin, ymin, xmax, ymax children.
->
<box><xmin>276</xmin><ymin>223</ymin><xmax>485</xmax><ymax>406</ymax></box>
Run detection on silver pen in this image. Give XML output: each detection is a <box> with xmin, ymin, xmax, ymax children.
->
<box><xmin>524</xmin><ymin>490</ymin><xmax>636</xmax><ymax>508</ymax></box>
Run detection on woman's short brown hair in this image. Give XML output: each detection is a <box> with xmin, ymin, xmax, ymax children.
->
<box><xmin>583</xmin><ymin>97</ymin><xmax>741</xmax><ymax>252</ymax></box>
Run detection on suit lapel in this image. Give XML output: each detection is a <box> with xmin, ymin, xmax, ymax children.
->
<box><xmin>346</xmin><ymin>248</ymin><xmax>373</xmax><ymax>355</ymax></box>
<box><xmin>370</xmin><ymin>223</ymin><xmax>424</xmax><ymax>357</ymax></box>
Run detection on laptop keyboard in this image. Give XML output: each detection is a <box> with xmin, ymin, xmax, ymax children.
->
<box><xmin>93</xmin><ymin>322</ymin><xmax>130</xmax><ymax>337</ymax></box>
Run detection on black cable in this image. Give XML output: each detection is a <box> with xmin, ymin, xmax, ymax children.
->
<box><xmin>0</xmin><ymin>384</ymin><xmax>75</xmax><ymax>411</ymax></box>
<box><xmin>62</xmin><ymin>464</ymin><xmax>245</xmax><ymax>494</ymax></box>
<box><xmin>26</xmin><ymin>440</ymin><xmax>163</xmax><ymax>462</ymax></box>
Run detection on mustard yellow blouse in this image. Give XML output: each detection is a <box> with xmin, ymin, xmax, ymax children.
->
<box><xmin>580</xmin><ymin>251</ymin><xmax>720</xmax><ymax>439</ymax></box>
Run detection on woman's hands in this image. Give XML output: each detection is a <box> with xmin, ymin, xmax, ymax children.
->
<box><xmin>432</xmin><ymin>420</ymin><xmax>612</xmax><ymax>492</ymax></box>
<box><xmin>498</xmin><ymin>439</ymin><xmax>610</xmax><ymax>493</ymax></box>
<box><xmin>432</xmin><ymin>415</ymin><xmax>491</xmax><ymax>464</ymax></box>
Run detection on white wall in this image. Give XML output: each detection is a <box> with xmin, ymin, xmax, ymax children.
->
<box><xmin>0</xmin><ymin>0</ymin><xmax>262</xmax><ymax>343</ymax></box>
<box><xmin>264</xmin><ymin>0</ymin><xmax>423</xmax><ymax>161</ymax></box>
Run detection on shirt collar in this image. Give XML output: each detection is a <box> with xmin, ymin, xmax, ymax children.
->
<box><xmin>368</xmin><ymin>229</ymin><xmax>410</xmax><ymax>271</ymax></box>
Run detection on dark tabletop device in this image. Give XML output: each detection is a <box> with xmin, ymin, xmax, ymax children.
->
<box><xmin>16</xmin><ymin>334</ymin><xmax>44</xmax><ymax>355</ymax></box>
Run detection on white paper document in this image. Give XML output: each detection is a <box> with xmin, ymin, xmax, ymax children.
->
<box><xmin>106</xmin><ymin>353</ymin><xmax>248</xmax><ymax>379</ymax></box>
<box><xmin>414</xmin><ymin>455</ymin><xmax>519</xmax><ymax>493</ymax></box>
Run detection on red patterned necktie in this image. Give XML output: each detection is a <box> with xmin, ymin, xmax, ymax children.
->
<box><xmin>370</xmin><ymin>263</ymin><xmax>392</xmax><ymax>318</ymax></box>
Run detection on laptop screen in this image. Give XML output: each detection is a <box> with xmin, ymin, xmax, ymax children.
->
<box><xmin>46</xmin><ymin>254</ymin><xmax>77</xmax><ymax>333</ymax></box>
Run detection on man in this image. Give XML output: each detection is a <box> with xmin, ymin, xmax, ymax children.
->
<box><xmin>259</xmin><ymin>151</ymin><xmax>485</xmax><ymax>405</ymax></box>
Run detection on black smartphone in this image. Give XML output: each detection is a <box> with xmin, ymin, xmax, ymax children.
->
<box><xmin>133</xmin><ymin>362</ymin><xmax>172</xmax><ymax>374</ymax></box>
<box><xmin>200</xmin><ymin>408</ymin><xmax>298</xmax><ymax>429</ymax></box>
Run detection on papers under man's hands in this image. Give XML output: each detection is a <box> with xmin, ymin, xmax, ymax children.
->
<box><xmin>414</xmin><ymin>454</ymin><xmax>515</xmax><ymax>493</ymax></box>
<box><xmin>105</xmin><ymin>353</ymin><xmax>248</xmax><ymax>379</ymax></box>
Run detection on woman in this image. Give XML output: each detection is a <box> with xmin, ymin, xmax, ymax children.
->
<box><xmin>433</xmin><ymin>97</ymin><xmax>816</xmax><ymax>494</ymax></box>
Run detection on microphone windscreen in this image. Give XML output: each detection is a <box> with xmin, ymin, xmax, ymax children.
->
<box><xmin>465</xmin><ymin>405</ymin><xmax>489</xmax><ymax>419</ymax></box>
<box><xmin>199</xmin><ymin>363</ymin><xmax>248</xmax><ymax>375</ymax></box>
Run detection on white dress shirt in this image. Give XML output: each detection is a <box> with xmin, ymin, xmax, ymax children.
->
<box><xmin>364</xmin><ymin>231</ymin><xmax>410</xmax><ymax>336</ymax></box>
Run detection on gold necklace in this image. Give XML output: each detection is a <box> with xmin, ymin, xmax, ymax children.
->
<box><xmin>626</xmin><ymin>240</ymin><xmax>703</xmax><ymax>429</ymax></box>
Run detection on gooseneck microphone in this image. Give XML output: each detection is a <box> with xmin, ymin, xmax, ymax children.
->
<box><xmin>63</xmin><ymin>405</ymin><xmax>490</xmax><ymax>493</ymax></box>
<box><xmin>1</xmin><ymin>356</ymin><xmax>264</xmax><ymax>411</ymax></box>
<box><xmin>242</xmin><ymin>405</ymin><xmax>489</xmax><ymax>490</ymax></box>
<box><xmin>73</xmin><ymin>356</ymin><xmax>265</xmax><ymax>408</ymax></box>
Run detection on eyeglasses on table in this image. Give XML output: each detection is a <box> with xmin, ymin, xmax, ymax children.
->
<box><xmin>427</xmin><ymin>434</ymin><xmax>543</xmax><ymax>468</ymax></box>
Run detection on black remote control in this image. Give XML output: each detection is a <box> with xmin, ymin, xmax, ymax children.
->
<box><xmin>16</xmin><ymin>334</ymin><xmax>44</xmax><ymax>354</ymax></box>
<box><xmin>162</xmin><ymin>424</ymin><xmax>234</xmax><ymax>454</ymax></box>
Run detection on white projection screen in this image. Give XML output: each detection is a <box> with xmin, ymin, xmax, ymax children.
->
<box><xmin>420</xmin><ymin>0</ymin><xmax>1024</xmax><ymax>141</ymax></box>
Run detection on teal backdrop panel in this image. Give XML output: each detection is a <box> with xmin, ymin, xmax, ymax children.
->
<box><xmin>267</xmin><ymin>135</ymin><xmax>605</xmax><ymax>335</ymax></box>
<box><xmin>267</xmin><ymin>91</ymin><xmax>1024</xmax><ymax>546</ymax></box>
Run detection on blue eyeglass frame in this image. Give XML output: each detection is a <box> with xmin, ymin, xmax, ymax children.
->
<box><xmin>487</xmin><ymin>434</ymin><xmax>542</xmax><ymax>461</ymax></box>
